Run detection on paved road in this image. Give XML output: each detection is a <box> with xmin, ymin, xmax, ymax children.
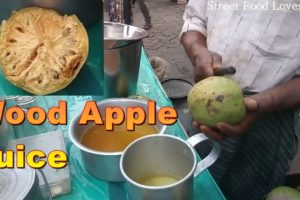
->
<box><xmin>104</xmin><ymin>0</ymin><xmax>194</xmax><ymax>82</ymax></box>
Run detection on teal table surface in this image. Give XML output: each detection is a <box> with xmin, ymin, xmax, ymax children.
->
<box><xmin>52</xmin><ymin>50</ymin><xmax>226</xmax><ymax>200</ymax></box>
<box><xmin>0</xmin><ymin>22</ymin><xmax>103</xmax><ymax>96</ymax></box>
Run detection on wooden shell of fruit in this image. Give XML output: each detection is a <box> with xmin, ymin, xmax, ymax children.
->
<box><xmin>0</xmin><ymin>7</ymin><xmax>89</xmax><ymax>95</ymax></box>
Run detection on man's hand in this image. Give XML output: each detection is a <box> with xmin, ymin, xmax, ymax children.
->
<box><xmin>192</xmin><ymin>47</ymin><xmax>222</xmax><ymax>82</ymax></box>
<box><xmin>181</xmin><ymin>31</ymin><xmax>222</xmax><ymax>82</ymax></box>
<box><xmin>193</xmin><ymin>98</ymin><xmax>260</xmax><ymax>141</ymax></box>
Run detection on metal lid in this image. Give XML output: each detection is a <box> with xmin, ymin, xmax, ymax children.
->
<box><xmin>0</xmin><ymin>164</ymin><xmax>36</xmax><ymax>200</ymax></box>
<box><xmin>104</xmin><ymin>22</ymin><xmax>149</xmax><ymax>49</ymax></box>
<box><xmin>161</xmin><ymin>78</ymin><xmax>194</xmax><ymax>100</ymax></box>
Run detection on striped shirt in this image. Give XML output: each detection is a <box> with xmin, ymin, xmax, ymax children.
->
<box><xmin>181</xmin><ymin>0</ymin><xmax>300</xmax><ymax>93</ymax></box>
<box><xmin>195</xmin><ymin>110</ymin><xmax>299</xmax><ymax>200</ymax></box>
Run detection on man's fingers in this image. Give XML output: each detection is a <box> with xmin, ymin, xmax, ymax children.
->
<box><xmin>195</xmin><ymin>52</ymin><xmax>222</xmax><ymax>81</ymax></box>
<box><xmin>215</xmin><ymin>98</ymin><xmax>259</xmax><ymax>137</ymax></box>
<box><xmin>244</xmin><ymin>98</ymin><xmax>259</xmax><ymax>112</ymax></box>
<box><xmin>194</xmin><ymin>66</ymin><xmax>213</xmax><ymax>82</ymax></box>
<box><xmin>194</xmin><ymin>51</ymin><xmax>215</xmax><ymax>81</ymax></box>
<box><xmin>192</xmin><ymin>121</ymin><xmax>225</xmax><ymax>141</ymax></box>
<box><xmin>217</xmin><ymin>113</ymin><xmax>255</xmax><ymax>136</ymax></box>
<box><xmin>211</xmin><ymin>52</ymin><xmax>222</xmax><ymax>69</ymax></box>
<box><xmin>195</xmin><ymin>61</ymin><xmax>214</xmax><ymax>80</ymax></box>
<box><xmin>200</xmin><ymin>125</ymin><xmax>226</xmax><ymax>141</ymax></box>
<box><xmin>200</xmin><ymin>54</ymin><xmax>214</xmax><ymax>71</ymax></box>
<box><xmin>192</xmin><ymin>120</ymin><xmax>199</xmax><ymax>128</ymax></box>
<box><xmin>217</xmin><ymin>123</ymin><xmax>240</xmax><ymax>137</ymax></box>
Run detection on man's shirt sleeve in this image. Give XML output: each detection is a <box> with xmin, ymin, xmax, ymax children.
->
<box><xmin>295</xmin><ymin>67</ymin><xmax>300</xmax><ymax>77</ymax></box>
<box><xmin>181</xmin><ymin>0</ymin><xmax>208</xmax><ymax>38</ymax></box>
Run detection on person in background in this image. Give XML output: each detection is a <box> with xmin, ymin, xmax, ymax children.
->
<box><xmin>108</xmin><ymin>0</ymin><xmax>132</xmax><ymax>25</ymax></box>
<box><xmin>108</xmin><ymin>0</ymin><xmax>123</xmax><ymax>23</ymax></box>
<box><xmin>134</xmin><ymin>0</ymin><xmax>152</xmax><ymax>30</ymax></box>
<box><xmin>123</xmin><ymin>0</ymin><xmax>133</xmax><ymax>25</ymax></box>
<box><xmin>181</xmin><ymin>0</ymin><xmax>300</xmax><ymax>200</ymax></box>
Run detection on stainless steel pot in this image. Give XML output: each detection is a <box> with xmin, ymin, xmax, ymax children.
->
<box><xmin>0</xmin><ymin>0</ymin><xmax>102</xmax><ymax>27</ymax></box>
<box><xmin>69</xmin><ymin>98</ymin><xmax>167</xmax><ymax>182</ymax></box>
<box><xmin>104</xmin><ymin>22</ymin><xmax>149</xmax><ymax>98</ymax></box>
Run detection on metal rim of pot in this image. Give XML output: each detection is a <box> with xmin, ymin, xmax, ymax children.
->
<box><xmin>68</xmin><ymin>98</ymin><xmax>167</xmax><ymax>156</ymax></box>
<box><xmin>104</xmin><ymin>21</ymin><xmax>149</xmax><ymax>40</ymax></box>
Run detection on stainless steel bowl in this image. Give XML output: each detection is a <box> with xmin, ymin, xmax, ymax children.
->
<box><xmin>69</xmin><ymin>98</ymin><xmax>167</xmax><ymax>182</ymax></box>
<box><xmin>0</xmin><ymin>0</ymin><xmax>102</xmax><ymax>27</ymax></box>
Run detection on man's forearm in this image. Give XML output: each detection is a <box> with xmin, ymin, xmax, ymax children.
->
<box><xmin>252</xmin><ymin>77</ymin><xmax>300</xmax><ymax>113</ymax></box>
<box><xmin>181</xmin><ymin>31</ymin><xmax>208</xmax><ymax>63</ymax></box>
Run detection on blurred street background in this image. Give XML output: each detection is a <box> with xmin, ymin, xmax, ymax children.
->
<box><xmin>104</xmin><ymin>0</ymin><xmax>194</xmax><ymax>82</ymax></box>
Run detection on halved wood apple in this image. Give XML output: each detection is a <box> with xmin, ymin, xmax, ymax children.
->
<box><xmin>0</xmin><ymin>7</ymin><xmax>89</xmax><ymax>95</ymax></box>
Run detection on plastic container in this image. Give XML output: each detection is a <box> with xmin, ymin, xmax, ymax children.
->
<box><xmin>8</xmin><ymin>131</ymin><xmax>71</xmax><ymax>197</ymax></box>
<box><xmin>0</xmin><ymin>157</ymin><xmax>52</xmax><ymax>200</ymax></box>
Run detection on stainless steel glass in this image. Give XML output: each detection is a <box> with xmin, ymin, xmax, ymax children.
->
<box><xmin>104</xmin><ymin>22</ymin><xmax>149</xmax><ymax>98</ymax></box>
<box><xmin>120</xmin><ymin>134</ymin><xmax>221</xmax><ymax>200</ymax></box>
<box><xmin>69</xmin><ymin>98</ymin><xmax>167</xmax><ymax>182</ymax></box>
